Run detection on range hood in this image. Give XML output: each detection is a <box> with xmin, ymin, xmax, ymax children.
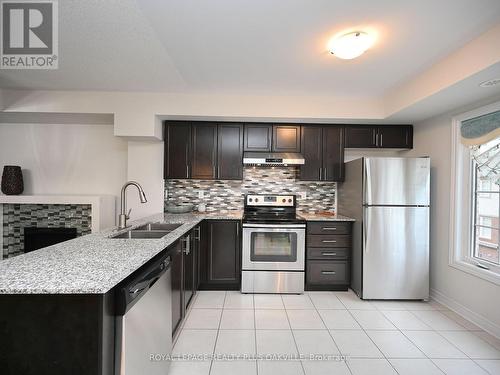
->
<box><xmin>243</xmin><ymin>152</ymin><xmax>305</xmax><ymax>166</ymax></box>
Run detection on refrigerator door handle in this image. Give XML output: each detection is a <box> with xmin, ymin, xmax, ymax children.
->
<box><xmin>363</xmin><ymin>209</ymin><xmax>367</xmax><ymax>254</ymax></box>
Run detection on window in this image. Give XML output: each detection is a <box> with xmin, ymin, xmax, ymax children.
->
<box><xmin>472</xmin><ymin>163</ymin><xmax>500</xmax><ymax>265</ymax></box>
<box><xmin>450</xmin><ymin>101</ymin><xmax>500</xmax><ymax>285</ymax></box>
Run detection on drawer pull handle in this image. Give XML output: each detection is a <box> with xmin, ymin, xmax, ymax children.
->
<box><xmin>322</xmin><ymin>240</ymin><xmax>337</xmax><ymax>243</ymax></box>
<box><xmin>322</xmin><ymin>227</ymin><xmax>337</xmax><ymax>230</ymax></box>
<box><xmin>321</xmin><ymin>271</ymin><xmax>336</xmax><ymax>275</ymax></box>
<box><xmin>322</xmin><ymin>252</ymin><xmax>337</xmax><ymax>256</ymax></box>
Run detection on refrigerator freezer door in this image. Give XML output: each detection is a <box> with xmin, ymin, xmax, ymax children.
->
<box><xmin>364</xmin><ymin>157</ymin><xmax>430</xmax><ymax>206</ymax></box>
<box><xmin>363</xmin><ymin>206</ymin><xmax>429</xmax><ymax>299</ymax></box>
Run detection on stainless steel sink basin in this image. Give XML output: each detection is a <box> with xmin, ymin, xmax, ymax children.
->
<box><xmin>110</xmin><ymin>222</ymin><xmax>182</xmax><ymax>239</ymax></box>
<box><xmin>134</xmin><ymin>223</ymin><xmax>182</xmax><ymax>232</ymax></box>
<box><xmin>112</xmin><ymin>230</ymin><xmax>170</xmax><ymax>239</ymax></box>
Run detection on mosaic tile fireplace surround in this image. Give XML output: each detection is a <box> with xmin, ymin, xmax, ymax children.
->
<box><xmin>2</xmin><ymin>204</ymin><xmax>92</xmax><ymax>258</ymax></box>
<box><xmin>165</xmin><ymin>166</ymin><xmax>337</xmax><ymax>214</ymax></box>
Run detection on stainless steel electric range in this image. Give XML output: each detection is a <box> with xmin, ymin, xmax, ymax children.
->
<box><xmin>241</xmin><ymin>194</ymin><xmax>306</xmax><ymax>294</ymax></box>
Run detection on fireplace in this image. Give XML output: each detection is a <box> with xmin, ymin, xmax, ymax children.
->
<box><xmin>23</xmin><ymin>227</ymin><xmax>78</xmax><ymax>253</ymax></box>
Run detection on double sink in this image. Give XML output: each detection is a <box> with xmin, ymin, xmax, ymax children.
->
<box><xmin>111</xmin><ymin>223</ymin><xmax>182</xmax><ymax>239</ymax></box>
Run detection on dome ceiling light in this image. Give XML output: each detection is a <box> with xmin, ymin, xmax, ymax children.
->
<box><xmin>328</xmin><ymin>31</ymin><xmax>375</xmax><ymax>60</ymax></box>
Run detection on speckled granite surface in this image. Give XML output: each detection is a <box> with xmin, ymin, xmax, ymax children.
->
<box><xmin>0</xmin><ymin>210</ymin><xmax>354</xmax><ymax>295</ymax></box>
<box><xmin>299</xmin><ymin>213</ymin><xmax>355</xmax><ymax>221</ymax></box>
<box><xmin>0</xmin><ymin>211</ymin><xmax>242</xmax><ymax>295</ymax></box>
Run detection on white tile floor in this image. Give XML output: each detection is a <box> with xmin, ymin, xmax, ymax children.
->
<box><xmin>169</xmin><ymin>290</ymin><xmax>500</xmax><ymax>375</ymax></box>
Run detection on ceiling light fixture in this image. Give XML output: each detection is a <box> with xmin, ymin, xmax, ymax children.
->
<box><xmin>479</xmin><ymin>78</ymin><xmax>500</xmax><ymax>88</ymax></box>
<box><xmin>328</xmin><ymin>31</ymin><xmax>374</xmax><ymax>60</ymax></box>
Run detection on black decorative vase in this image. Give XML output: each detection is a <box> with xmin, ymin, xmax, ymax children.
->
<box><xmin>1</xmin><ymin>166</ymin><xmax>24</xmax><ymax>195</ymax></box>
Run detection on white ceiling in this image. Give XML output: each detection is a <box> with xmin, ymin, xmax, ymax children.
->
<box><xmin>1</xmin><ymin>0</ymin><xmax>500</xmax><ymax>100</ymax></box>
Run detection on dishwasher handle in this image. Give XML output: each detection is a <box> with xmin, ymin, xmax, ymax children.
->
<box><xmin>116</xmin><ymin>255</ymin><xmax>170</xmax><ymax>315</ymax></box>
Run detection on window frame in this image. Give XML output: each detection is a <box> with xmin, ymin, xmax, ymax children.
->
<box><xmin>450</xmin><ymin>100</ymin><xmax>500</xmax><ymax>285</ymax></box>
<box><xmin>470</xmin><ymin>162</ymin><xmax>500</xmax><ymax>265</ymax></box>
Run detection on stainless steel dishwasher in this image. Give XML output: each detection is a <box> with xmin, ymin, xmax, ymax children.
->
<box><xmin>115</xmin><ymin>253</ymin><xmax>172</xmax><ymax>375</ymax></box>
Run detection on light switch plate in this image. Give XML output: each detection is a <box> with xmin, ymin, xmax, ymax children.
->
<box><xmin>198</xmin><ymin>190</ymin><xmax>205</xmax><ymax>199</ymax></box>
<box><xmin>298</xmin><ymin>192</ymin><xmax>306</xmax><ymax>199</ymax></box>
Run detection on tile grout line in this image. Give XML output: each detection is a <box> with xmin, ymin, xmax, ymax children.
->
<box><xmin>379</xmin><ymin>308</ymin><xmax>444</xmax><ymax>374</ymax></box>
<box><xmin>253</xmin><ymin>293</ymin><xmax>258</xmax><ymax>375</ymax></box>
<box><xmin>281</xmin><ymin>294</ymin><xmax>306</xmax><ymax>375</ymax></box>
<box><xmin>396</xmin><ymin>307</ymin><xmax>490</xmax><ymax>371</ymax></box>
<box><xmin>313</xmin><ymin>292</ymin><xmax>354</xmax><ymax>375</ymax></box>
<box><xmin>342</xmin><ymin>298</ymin><xmax>404</xmax><ymax>375</ymax></box>
<box><xmin>366</xmin><ymin>296</ymin><xmax>497</xmax><ymax>374</ymax></box>
<box><xmin>208</xmin><ymin>291</ymin><xmax>227</xmax><ymax>375</ymax></box>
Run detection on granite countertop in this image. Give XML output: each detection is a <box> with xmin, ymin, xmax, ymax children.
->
<box><xmin>0</xmin><ymin>211</ymin><xmax>242</xmax><ymax>295</ymax></box>
<box><xmin>0</xmin><ymin>209</ymin><xmax>354</xmax><ymax>295</ymax></box>
<box><xmin>299</xmin><ymin>212</ymin><xmax>355</xmax><ymax>221</ymax></box>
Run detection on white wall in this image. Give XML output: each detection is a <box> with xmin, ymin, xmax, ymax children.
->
<box><xmin>0</xmin><ymin>123</ymin><xmax>128</xmax><ymax>214</ymax></box>
<box><xmin>410</xmin><ymin>111</ymin><xmax>500</xmax><ymax>336</ymax></box>
<box><xmin>126</xmin><ymin>140</ymin><xmax>165</xmax><ymax>220</ymax></box>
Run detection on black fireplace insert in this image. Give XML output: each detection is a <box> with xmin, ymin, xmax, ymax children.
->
<box><xmin>23</xmin><ymin>227</ymin><xmax>78</xmax><ymax>253</ymax></box>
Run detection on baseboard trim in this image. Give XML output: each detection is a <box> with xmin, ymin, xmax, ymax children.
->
<box><xmin>430</xmin><ymin>288</ymin><xmax>500</xmax><ymax>339</ymax></box>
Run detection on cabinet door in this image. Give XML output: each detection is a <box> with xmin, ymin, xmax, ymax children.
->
<box><xmin>183</xmin><ymin>236</ymin><xmax>194</xmax><ymax>310</ymax></box>
<box><xmin>192</xmin><ymin>226</ymin><xmax>201</xmax><ymax>291</ymax></box>
<box><xmin>200</xmin><ymin>220</ymin><xmax>241</xmax><ymax>289</ymax></box>
<box><xmin>164</xmin><ymin>122</ymin><xmax>191</xmax><ymax>179</ymax></box>
<box><xmin>344</xmin><ymin>126</ymin><xmax>378</xmax><ymax>148</ymax></box>
<box><xmin>323</xmin><ymin>126</ymin><xmax>344</xmax><ymax>181</ymax></box>
<box><xmin>299</xmin><ymin>126</ymin><xmax>322</xmax><ymax>181</ymax></box>
<box><xmin>377</xmin><ymin>125</ymin><xmax>413</xmax><ymax>148</ymax></box>
<box><xmin>244</xmin><ymin>124</ymin><xmax>272</xmax><ymax>152</ymax></box>
<box><xmin>170</xmin><ymin>240</ymin><xmax>183</xmax><ymax>336</ymax></box>
<box><xmin>217</xmin><ymin>123</ymin><xmax>244</xmax><ymax>180</ymax></box>
<box><xmin>273</xmin><ymin>125</ymin><xmax>301</xmax><ymax>152</ymax></box>
<box><xmin>191</xmin><ymin>123</ymin><xmax>218</xmax><ymax>179</ymax></box>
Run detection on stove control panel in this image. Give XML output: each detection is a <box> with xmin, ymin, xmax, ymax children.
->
<box><xmin>246</xmin><ymin>194</ymin><xmax>295</xmax><ymax>207</ymax></box>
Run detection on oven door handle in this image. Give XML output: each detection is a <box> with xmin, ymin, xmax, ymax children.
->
<box><xmin>242</xmin><ymin>224</ymin><xmax>306</xmax><ymax>229</ymax></box>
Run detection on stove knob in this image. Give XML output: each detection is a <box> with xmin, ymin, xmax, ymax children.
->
<box><xmin>255</xmin><ymin>198</ymin><xmax>259</xmax><ymax>202</ymax></box>
<box><xmin>282</xmin><ymin>198</ymin><xmax>286</xmax><ymax>203</ymax></box>
<box><xmin>249</xmin><ymin>198</ymin><xmax>253</xmax><ymax>202</ymax></box>
<box><xmin>288</xmin><ymin>199</ymin><xmax>292</xmax><ymax>203</ymax></box>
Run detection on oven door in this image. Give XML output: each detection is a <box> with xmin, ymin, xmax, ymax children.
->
<box><xmin>242</xmin><ymin>224</ymin><xmax>305</xmax><ymax>271</ymax></box>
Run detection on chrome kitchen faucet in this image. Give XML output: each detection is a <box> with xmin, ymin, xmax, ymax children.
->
<box><xmin>118</xmin><ymin>181</ymin><xmax>147</xmax><ymax>229</ymax></box>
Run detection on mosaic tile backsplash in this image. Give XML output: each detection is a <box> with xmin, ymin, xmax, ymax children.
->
<box><xmin>2</xmin><ymin>204</ymin><xmax>92</xmax><ymax>258</ymax></box>
<box><xmin>165</xmin><ymin>167</ymin><xmax>336</xmax><ymax>214</ymax></box>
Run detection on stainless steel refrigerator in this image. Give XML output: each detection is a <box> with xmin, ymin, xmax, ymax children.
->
<box><xmin>338</xmin><ymin>157</ymin><xmax>430</xmax><ymax>300</ymax></box>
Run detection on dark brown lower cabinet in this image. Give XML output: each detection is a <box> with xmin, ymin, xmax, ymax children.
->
<box><xmin>305</xmin><ymin>221</ymin><xmax>352</xmax><ymax>291</ymax></box>
<box><xmin>170</xmin><ymin>239</ymin><xmax>183</xmax><ymax>336</ymax></box>
<box><xmin>199</xmin><ymin>220</ymin><xmax>241</xmax><ymax>290</ymax></box>
<box><xmin>0</xmin><ymin>293</ymin><xmax>115</xmax><ymax>375</ymax></box>
<box><xmin>172</xmin><ymin>227</ymin><xmax>201</xmax><ymax>337</ymax></box>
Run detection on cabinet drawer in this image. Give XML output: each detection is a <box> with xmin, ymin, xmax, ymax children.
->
<box><xmin>307</xmin><ymin>248</ymin><xmax>349</xmax><ymax>260</ymax></box>
<box><xmin>307</xmin><ymin>235</ymin><xmax>351</xmax><ymax>248</ymax></box>
<box><xmin>307</xmin><ymin>222</ymin><xmax>351</xmax><ymax>235</ymax></box>
<box><xmin>307</xmin><ymin>261</ymin><xmax>349</xmax><ymax>284</ymax></box>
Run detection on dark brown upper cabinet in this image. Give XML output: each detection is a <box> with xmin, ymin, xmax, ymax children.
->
<box><xmin>191</xmin><ymin>123</ymin><xmax>218</xmax><ymax>179</ymax></box>
<box><xmin>272</xmin><ymin>125</ymin><xmax>301</xmax><ymax>152</ymax></box>
<box><xmin>244</xmin><ymin>124</ymin><xmax>301</xmax><ymax>153</ymax></box>
<box><xmin>299</xmin><ymin>126</ymin><xmax>323</xmax><ymax>180</ymax></box>
<box><xmin>165</xmin><ymin>121</ymin><xmax>243</xmax><ymax>180</ymax></box>
<box><xmin>345</xmin><ymin>125</ymin><xmax>413</xmax><ymax>149</ymax></box>
<box><xmin>244</xmin><ymin>124</ymin><xmax>272</xmax><ymax>152</ymax></box>
<box><xmin>344</xmin><ymin>126</ymin><xmax>378</xmax><ymax>148</ymax></box>
<box><xmin>323</xmin><ymin>127</ymin><xmax>344</xmax><ymax>181</ymax></box>
<box><xmin>164</xmin><ymin>121</ymin><xmax>191</xmax><ymax>179</ymax></box>
<box><xmin>217</xmin><ymin>123</ymin><xmax>244</xmax><ymax>180</ymax></box>
<box><xmin>377</xmin><ymin>125</ymin><xmax>413</xmax><ymax>148</ymax></box>
<box><xmin>299</xmin><ymin>125</ymin><xmax>344</xmax><ymax>182</ymax></box>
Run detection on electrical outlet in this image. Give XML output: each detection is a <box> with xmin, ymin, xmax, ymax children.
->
<box><xmin>198</xmin><ymin>190</ymin><xmax>205</xmax><ymax>199</ymax></box>
<box><xmin>298</xmin><ymin>192</ymin><xmax>306</xmax><ymax>199</ymax></box>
